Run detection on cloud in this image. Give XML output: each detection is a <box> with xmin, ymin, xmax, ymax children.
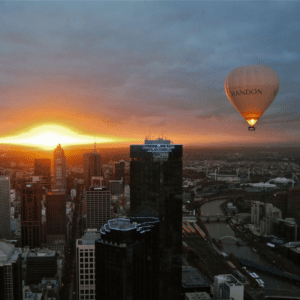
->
<box><xmin>0</xmin><ymin>1</ymin><xmax>300</xmax><ymax>144</ymax></box>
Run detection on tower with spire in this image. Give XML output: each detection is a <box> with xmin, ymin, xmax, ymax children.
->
<box><xmin>83</xmin><ymin>143</ymin><xmax>102</xmax><ymax>190</ymax></box>
<box><xmin>53</xmin><ymin>144</ymin><xmax>67</xmax><ymax>193</ymax></box>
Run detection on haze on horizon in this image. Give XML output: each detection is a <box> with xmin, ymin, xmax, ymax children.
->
<box><xmin>1</xmin><ymin>1</ymin><xmax>300</xmax><ymax>148</ymax></box>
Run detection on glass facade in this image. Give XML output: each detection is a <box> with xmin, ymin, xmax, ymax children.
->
<box><xmin>130</xmin><ymin>140</ymin><xmax>182</xmax><ymax>300</ymax></box>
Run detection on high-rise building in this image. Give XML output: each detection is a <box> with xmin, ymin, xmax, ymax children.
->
<box><xmin>53</xmin><ymin>144</ymin><xmax>67</xmax><ymax>193</ymax></box>
<box><xmin>34</xmin><ymin>159</ymin><xmax>51</xmax><ymax>190</ymax></box>
<box><xmin>130</xmin><ymin>138</ymin><xmax>182</xmax><ymax>300</ymax></box>
<box><xmin>214</xmin><ymin>274</ymin><xmax>244</xmax><ymax>300</ymax></box>
<box><xmin>114</xmin><ymin>160</ymin><xmax>125</xmax><ymax>180</ymax></box>
<box><xmin>287</xmin><ymin>188</ymin><xmax>300</xmax><ymax>225</ymax></box>
<box><xmin>46</xmin><ymin>192</ymin><xmax>67</xmax><ymax>243</ymax></box>
<box><xmin>26</xmin><ymin>248</ymin><xmax>57</xmax><ymax>285</ymax></box>
<box><xmin>95</xmin><ymin>217</ymin><xmax>160</xmax><ymax>300</ymax></box>
<box><xmin>0</xmin><ymin>176</ymin><xmax>11</xmax><ymax>239</ymax></box>
<box><xmin>76</xmin><ymin>230</ymin><xmax>100</xmax><ymax>300</ymax></box>
<box><xmin>274</xmin><ymin>191</ymin><xmax>288</xmax><ymax>219</ymax></box>
<box><xmin>86</xmin><ymin>187</ymin><xmax>111</xmax><ymax>230</ymax></box>
<box><xmin>21</xmin><ymin>182</ymin><xmax>43</xmax><ymax>248</ymax></box>
<box><xmin>0</xmin><ymin>241</ymin><xmax>22</xmax><ymax>300</ymax></box>
<box><xmin>108</xmin><ymin>179</ymin><xmax>123</xmax><ymax>195</ymax></box>
<box><xmin>251</xmin><ymin>201</ymin><xmax>264</xmax><ymax>225</ymax></box>
<box><xmin>83</xmin><ymin>146</ymin><xmax>101</xmax><ymax>190</ymax></box>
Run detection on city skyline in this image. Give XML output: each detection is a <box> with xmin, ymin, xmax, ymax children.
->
<box><xmin>0</xmin><ymin>1</ymin><xmax>300</xmax><ymax>149</ymax></box>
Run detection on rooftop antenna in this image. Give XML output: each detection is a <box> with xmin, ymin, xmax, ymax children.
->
<box><xmin>94</xmin><ymin>142</ymin><xmax>97</xmax><ymax>153</ymax></box>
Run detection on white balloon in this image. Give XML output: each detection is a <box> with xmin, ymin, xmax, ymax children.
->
<box><xmin>225</xmin><ymin>65</ymin><xmax>280</xmax><ymax>129</ymax></box>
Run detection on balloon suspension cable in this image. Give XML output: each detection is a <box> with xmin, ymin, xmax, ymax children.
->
<box><xmin>248</xmin><ymin>126</ymin><xmax>255</xmax><ymax>131</ymax></box>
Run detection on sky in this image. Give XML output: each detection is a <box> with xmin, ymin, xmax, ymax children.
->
<box><xmin>0</xmin><ymin>1</ymin><xmax>300</xmax><ymax>148</ymax></box>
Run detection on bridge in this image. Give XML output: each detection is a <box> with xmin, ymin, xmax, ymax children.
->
<box><xmin>219</xmin><ymin>236</ymin><xmax>237</xmax><ymax>242</ymax></box>
<box><xmin>237</xmin><ymin>258</ymin><xmax>300</xmax><ymax>283</ymax></box>
<box><xmin>264</xmin><ymin>289</ymin><xmax>300</xmax><ymax>299</ymax></box>
<box><xmin>199</xmin><ymin>214</ymin><xmax>229</xmax><ymax>222</ymax></box>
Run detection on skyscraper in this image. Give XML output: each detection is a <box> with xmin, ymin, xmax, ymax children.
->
<box><xmin>83</xmin><ymin>145</ymin><xmax>101</xmax><ymax>190</ymax></box>
<box><xmin>53</xmin><ymin>144</ymin><xmax>67</xmax><ymax>193</ymax></box>
<box><xmin>95</xmin><ymin>217</ymin><xmax>160</xmax><ymax>300</ymax></box>
<box><xmin>114</xmin><ymin>160</ymin><xmax>125</xmax><ymax>180</ymax></box>
<box><xmin>0</xmin><ymin>176</ymin><xmax>11</xmax><ymax>239</ymax></box>
<box><xmin>0</xmin><ymin>241</ymin><xmax>22</xmax><ymax>300</ymax></box>
<box><xmin>21</xmin><ymin>182</ymin><xmax>43</xmax><ymax>248</ymax></box>
<box><xmin>46</xmin><ymin>191</ymin><xmax>67</xmax><ymax>243</ymax></box>
<box><xmin>34</xmin><ymin>158</ymin><xmax>51</xmax><ymax>190</ymax></box>
<box><xmin>287</xmin><ymin>187</ymin><xmax>300</xmax><ymax>225</ymax></box>
<box><xmin>76</xmin><ymin>230</ymin><xmax>100</xmax><ymax>300</ymax></box>
<box><xmin>130</xmin><ymin>138</ymin><xmax>182</xmax><ymax>300</ymax></box>
<box><xmin>86</xmin><ymin>187</ymin><xmax>111</xmax><ymax>230</ymax></box>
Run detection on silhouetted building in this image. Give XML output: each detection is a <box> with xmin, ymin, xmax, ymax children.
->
<box><xmin>26</xmin><ymin>249</ymin><xmax>57</xmax><ymax>285</ymax></box>
<box><xmin>46</xmin><ymin>192</ymin><xmax>67</xmax><ymax>243</ymax></box>
<box><xmin>83</xmin><ymin>146</ymin><xmax>101</xmax><ymax>190</ymax></box>
<box><xmin>274</xmin><ymin>191</ymin><xmax>288</xmax><ymax>219</ymax></box>
<box><xmin>130</xmin><ymin>138</ymin><xmax>182</xmax><ymax>300</ymax></box>
<box><xmin>86</xmin><ymin>187</ymin><xmax>111</xmax><ymax>230</ymax></box>
<box><xmin>34</xmin><ymin>159</ymin><xmax>51</xmax><ymax>190</ymax></box>
<box><xmin>287</xmin><ymin>188</ymin><xmax>300</xmax><ymax>225</ymax></box>
<box><xmin>53</xmin><ymin>144</ymin><xmax>67</xmax><ymax>193</ymax></box>
<box><xmin>114</xmin><ymin>160</ymin><xmax>125</xmax><ymax>180</ymax></box>
<box><xmin>21</xmin><ymin>183</ymin><xmax>43</xmax><ymax>248</ymax></box>
<box><xmin>0</xmin><ymin>241</ymin><xmax>22</xmax><ymax>300</ymax></box>
<box><xmin>109</xmin><ymin>179</ymin><xmax>123</xmax><ymax>195</ymax></box>
<box><xmin>0</xmin><ymin>176</ymin><xmax>11</xmax><ymax>239</ymax></box>
<box><xmin>95</xmin><ymin>217</ymin><xmax>160</xmax><ymax>300</ymax></box>
<box><xmin>273</xmin><ymin>218</ymin><xmax>298</xmax><ymax>242</ymax></box>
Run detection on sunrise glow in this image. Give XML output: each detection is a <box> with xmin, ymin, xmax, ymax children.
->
<box><xmin>0</xmin><ymin>124</ymin><xmax>132</xmax><ymax>150</ymax></box>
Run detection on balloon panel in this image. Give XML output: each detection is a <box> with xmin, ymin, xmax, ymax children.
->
<box><xmin>224</xmin><ymin>65</ymin><xmax>280</xmax><ymax>125</ymax></box>
<box><xmin>225</xmin><ymin>84</ymin><xmax>279</xmax><ymax>119</ymax></box>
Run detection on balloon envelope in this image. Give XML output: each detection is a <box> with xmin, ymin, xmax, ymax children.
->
<box><xmin>224</xmin><ymin>65</ymin><xmax>280</xmax><ymax>127</ymax></box>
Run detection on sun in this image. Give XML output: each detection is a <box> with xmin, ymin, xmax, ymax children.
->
<box><xmin>0</xmin><ymin>124</ymin><xmax>131</xmax><ymax>150</ymax></box>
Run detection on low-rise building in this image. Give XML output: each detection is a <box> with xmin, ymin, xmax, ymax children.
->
<box><xmin>214</xmin><ymin>274</ymin><xmax>244</xmax><ymax>300</ymax></box>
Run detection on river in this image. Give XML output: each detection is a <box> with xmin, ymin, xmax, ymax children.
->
<box><xmin>201</xmin><ymin>199</ymin><xmax>300</xmax><ymax>291</ymax></box>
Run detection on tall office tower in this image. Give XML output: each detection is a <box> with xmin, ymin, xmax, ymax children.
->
<box><xmin>86</xmin><ymin>187</ymin><xmax>111</xmax><ymax>230</ymax></box>
<box><xmin>130</xmin><ymin>138</ymin><xmax>182</xmax><ymax>300</ymax></box>
<box><xmin>53</xmin><ymin>144</ymin><xmax>67</xmax><ymax>193</ymax></box>
<box><xmin>251</xmin><ymin>201</ymin><xmax>265</xmax><ymax>225</ymax></box>
<box><xmin>0</xmin><ymin>241</ymin><xmax>22</xmax><ymax>300</ymax></box>
<box><xmin>76</xmin><ymin>230</ymin><xmax>100</xmax><ymax>300</ymax></box>
<box><xmin>46</xmin><ymin>192</ymin><xmax>67</xmax><ymax>243</ymax></box>
<box><xmin>26</xmin><ymin>249</ymin><xmax>57</xmax><ymax>285</ymax></box>
<box><xmin>214</xmin><ymin>274</ymin><xmax>244</xmax><ymax>300</ymax></box>
<box><xmin>287</xmin><ymin>188</ymin><xmax>300</xmax><ymax>225</ymax></box>
<box><xmin>274</xmin><ymin>191</ymin><xmax>288</xmax><ymax>219</ymax></box>
<box><xmin>0</xmin><ymin>176</ymin><xmax>11</xmax><ymax>239</ymax></box>
<box><xmin>114</xmin><ymin>160</ymin><xmax>125</xmax><ymax>180</ymax></box>
<box><xmin>95</xmin><ymin>217</ymin><xmax>160</xmax><ymax>300</ymax></box>
<box><xmin>83</xmin><ymin>146</ymin><xmax>101</xmax><ymax>190</ymax></box>
<box><xmin>34</xmin><ymin>159</ymin><xmax>51</xmax><ymax>190</ymax></box>
<box><xmin>21</xmin><ymin>182</ymin><xmax>43</xmax><ymax>248</ymax></box>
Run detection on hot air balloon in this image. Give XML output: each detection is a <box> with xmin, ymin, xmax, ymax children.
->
<box><xmin>224</xmin><ymin>65</ymin><xmax>280</xmax><ymax>131</ymax></box>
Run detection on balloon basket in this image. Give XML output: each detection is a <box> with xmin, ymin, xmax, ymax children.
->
<box><xmin>248</xmin><ymin>126</ymin><xmax>255</xmax><ymax>131</ymax></box>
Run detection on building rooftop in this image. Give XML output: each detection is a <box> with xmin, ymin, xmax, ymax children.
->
<box><xmin>182</xmin><ymin>266</ymin><xmax>210</xmax><ymax>288</ymax></box>
<box><xmin>185</xmin><ymin>292</ymin><xmax>212</xmax><ymax>300</ymax></box>
<box><xmin>28</xmin><ymin>249</ymin><xmax>56</xmax><ymax>258</ymax></box>
<box><xmin>77</xmin><ymin>231</ymin><xmax>101</xmax><ymax>246</ymax></box>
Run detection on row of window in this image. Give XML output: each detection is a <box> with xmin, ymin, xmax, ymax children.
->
<box><xmin>80</xmin><ymin>269</ymin><xmax>94</xmax><ymax>274</ymax></box>
<box><xmin>80</xmin><ymin>280</ymin><xmax>95</xmax><ymax>285</ymax></box>
<box><xmin>80</xmin><ymin>264</ymin><xmax>94</xmax><ymax>268</ymax></box>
